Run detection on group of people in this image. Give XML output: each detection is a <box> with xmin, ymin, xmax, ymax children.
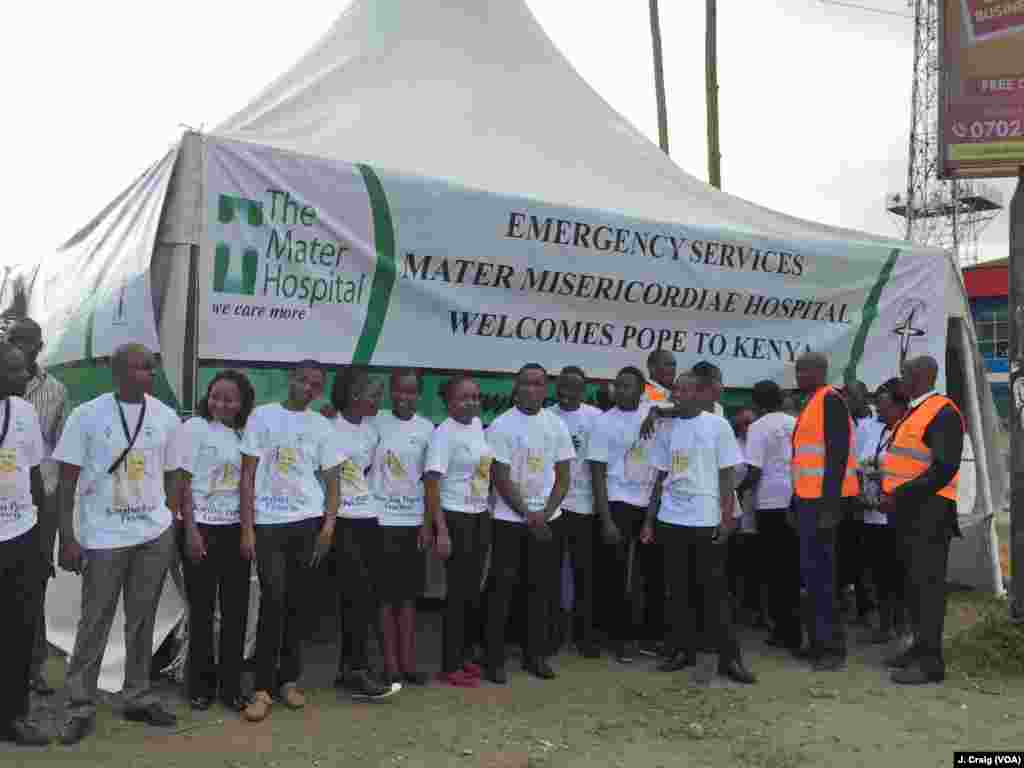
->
<box><xmin>0</xmin><ymin>322</ymin><xmax>965</xmax><ymax>749</ymax></box>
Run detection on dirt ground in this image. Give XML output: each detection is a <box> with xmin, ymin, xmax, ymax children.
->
<box><xmin>4</xmin><ymin>593</ymin><xmax>1023</xmax><ymax>768</ymax></box>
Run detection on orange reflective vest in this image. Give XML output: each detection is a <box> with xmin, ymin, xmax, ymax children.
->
<box><xmin>644</xmin><ymin>382</ymin><xmax>669</xmax><ymax>402</ymax></box>
<box><xmin>791</xmin><ymin>386</ymin><xmax>859</xmax><ymax>499</ymax></box>
<box><xmin>881</xmin><ymin>394</ymin><xmax>962</xmax><ymax>502</ymax></box>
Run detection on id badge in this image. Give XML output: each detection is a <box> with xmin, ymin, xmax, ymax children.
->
<box><xmin>125</xmin><ymin>452</ymin><xmax>146</xmax><ymax>482</ymax></box>
<box><xmin>526</xmin><ymin>452</ymin><xmax>544</xmax><ymax>474</ymax></box>
<box><xmin>275</xmin><ymin>447</ymin><xmax>297</xmax><ymax>476</ymax></box>
<box><xmin>672</xmin><ymin>451</ymin><xmax>689</xmax><ymax>475</ymax></box>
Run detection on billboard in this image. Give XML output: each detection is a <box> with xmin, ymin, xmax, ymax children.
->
<box><xmin>941</xmin><ymin>0</ymin><xmax>1024</xmax><ymax>177</ymax></box>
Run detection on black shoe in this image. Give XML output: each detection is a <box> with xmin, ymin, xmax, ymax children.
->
<box><xmin>578</xmin><ymin>644</ymin><xmax>601</xmax><ymax>659</ymax></box>
<box><xmin>190</xmin><ymin>696</ymin><xmax>212</xmax><ymax>711</ymax></box>
<box><xmin>59</xmin><ymin>715</ymin><xmax>94</xmax><ymax>746</ymax></box>
<box><xmin>812</xmin><ymin>653</ymin><xmax>846</xmax><ymax>672</ymax></box>
<box><xmin>344</xmin><ymin>670</ymin><xmax>399</xmax><ymax>700</ymax></box>
<box><xmin>29</xmin><ymin>673</ymin><xmax>55</xmax><ymax>697</ymax></box>
<box><xmin>637</xmin><ymin>641</ymin><xmax>663</xmax><ymax>658</ymax></box>
<box><xmin>719</xmin><ymin>658</ymin><xmax>757</xmax><ymax>684</ymax></box>
<box><xmin>884</xmin><ymin>648</ymin><xmax>918</xmax><ymax>669</ymax></box>
<box><xmin>484</xmin><ymin>665</ymin><xmax>508</xmax><ymax>685</ymax></box>
<box><xmin>1</xmin><ymin>718</ymin><xmax>51</xmax><ymax>746</ymax></box>
<box><xmin>657</xmin><ymin>651</ymin><xmax>695</xmax><ymax>673</ymax></box>
<box><xmin>615</xmin><ymin>642</ymin><xmax>635</xmax><ymax>664</ymax></box>
<box><xmin>402</xmin><ymin>671</ymin><xmax>430</xmax><ymax>687</ymax></box>
<box><xmin>765</xmin><ymin>633</ymin><xmax>801</xmax><ymax>650</ymax></box>
<box><xmin>223</xmin><ymin>694</ymin><xmax>252</xmax><ymax>712</ymax></box>
<box><xmin>525</xmin><ymin>658</ymin><xmax>557</xmax><ymax>680</ymax></box>
<box><xmin>791</xmin><ymin>645</ymin><xmax>818</xmax><ymax>661</ymax></box>
<box><xmin>123</xmin><ymin>702</ymin><xmax>177</xmax><ymax>727</ymax></box>
<box><xmin>869</xmin><ymin>628</ymin><xmax>895</xmax><ymax>645</ymax></box>
<box><xmin>891</xmin><ymin>664</ymin><xmax>944</xmax><ymax>685</ymax></box>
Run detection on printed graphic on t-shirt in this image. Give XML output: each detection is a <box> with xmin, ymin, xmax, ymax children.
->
<box><xmin>624</xmin><ymin>441</ymin><xmax>653</xmax><ymax>482</ymax></box>
<box><xmin>340</xmin><ymin>459</ymin><xmax>369</xmax><ymax>494</ymax></box>
<box><xmin>470</xmin><ymin>455</ymin><xmax>493</xmax><ymax>502</ymax></box>
<box><xmin>672</xmin><ymin>451</ymin><xmax>689</xmax><ymax>475</ymax></box>
<box><xmin>381</xmin><ymin>449</ymin><xmax>417</xmax><ymax>496</ymax></box>
<box><xmin>111</xmin><ymin>449</ymin><xmax>155</xmax><ymax>524</ymax></box>
<box><xmin>0</xmin><ymin>448</ymin><xmax>17</xmax><ymax>495</ymax></box>
<box><xmin>514</xmin><ymin>447</ymin><xmax>546</xmax><ymax>507</ymax></box>
<box><xmin>211</xmin><ymin>463</ymin><xmax>240</xmax><ymax>493</ymax></box>
<box><xmin>269</xmin><ymin>445</ymin><xmax>303</xmax><ymax>497</ymax></box>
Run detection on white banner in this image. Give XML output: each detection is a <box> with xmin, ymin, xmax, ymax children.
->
<box><xmin>201</xmin><ymin>137</ymin><xmax>947</xmax><ymax>389</ymax></box>
<box><xmin>33</xmin><ymin>148</ymin><xmax>177</xmax><ymax>367</ymax></box>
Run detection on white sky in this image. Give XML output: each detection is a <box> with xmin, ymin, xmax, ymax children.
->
<box><xmin>0</xmin><ymin>0</ymin><xmax>1014</xmax><ymax>275</ymax></box>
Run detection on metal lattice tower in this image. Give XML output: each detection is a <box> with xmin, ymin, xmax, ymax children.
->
<box><xmin>885</xmin><ymin>0</ymin><xmax>1002</xmax><ymax>265</ymax></box>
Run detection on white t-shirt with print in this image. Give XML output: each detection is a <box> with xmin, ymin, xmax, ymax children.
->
<box><xmin>858</xmin><ymin>422</ymin><xmax>890</xmax><ymax>526</ymax></box>
<box><xmin>174</xmin><ymin>417</ymin><xmax>243</xmax><ymax>526</ymax></box>
<box><xmin>651</xmin><ymin>411</ymin><xmax>742</xmax><ymax>528</ymax></box>
<box><xmin>425</xmin><ymin>417</ymin><xmax>494</xmax><ymax>515</ymax></box>
<box><xmin>240</xmin><ymin>403</ymin><xmax>341</xmax><ymax>525</ymax></box>
<box><xmin>332</xmin><ymin>415</ymin><xmax>378</xmax><ymax>519</ymax></box>
<box><xmin>743</xmin><ymin>411</ymin><xmax>797</xmax><ymax>511</ymax></box>
<box><xmin>548</xmin><ymin>403</ymin><xmax>601</xmax><ymax>515</ymax></box>
<box><xmin>53</xmin><ymin>393</ymin><xmax>179</xmax><ymax>549</ymax></box>
<box><xmin>587</xmin><ymin>405</ymin><xmax>657</xmax><ymax>507</ymax></box>
<box><xmin>487</xmin><ymin>407</ymin><xmax>575</xmax><ymax>524</ymax></box>
<box><xmin>372</xmin><ymin>411</ymin><xmax>434</xmax><ymax>527</ymax></box>
<box><xmin>0</xmin><ymin>396</ymin><xmax>44</xmax><ymax>542</ymax></box>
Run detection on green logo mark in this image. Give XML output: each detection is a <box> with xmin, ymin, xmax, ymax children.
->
<box><xmin>214</xmin><ymin>195</ymin><xmax>263</xmax><ymax>295</ymax></box>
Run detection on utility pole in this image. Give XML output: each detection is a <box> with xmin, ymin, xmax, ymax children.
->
<box><xmin>1011</xmin><ymin>170</ymin><xmax>1024</xmax><ymax>618</ymax></box>
<box><xmin>649</xmin><ymin>0</ymin><xmax>669</xmax><ymax>155</ymax></box>
<box><xmin>705</xmin><ymin>0</ymin><xmax>721</xmax><ymax>189</ymax></box>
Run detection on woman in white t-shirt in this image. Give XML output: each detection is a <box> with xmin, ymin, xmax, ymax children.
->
<box><xmin>372</xmin><ymin>370</ymin><xmax>434</xmax><ymax>686</ymax></box>
<box><xmin>327</xmin><ymin>367</ymin><xmax>394</xmax><ymax>700</ymax></box>
<box><xmin>857</xmin><ymin>378</ymin><xmax>909</xmax><ymax>644</ymax></box>
<box><xmin>425</xmin><ymin>375</ymin><xmax>493</xmax><ymax>687</ymax></box>
<box><xmin>175</xmin><ymin>370</ymin><xmax>255</xmax><ymax>713</ymax></box>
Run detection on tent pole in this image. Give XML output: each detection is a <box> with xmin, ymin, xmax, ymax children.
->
<box><xmin>1011</xmin><ymin>168</ymin><xmax>1024</xmax><ymax>619</ymax></box>
<box><xmin>649</xmin><ymin>0</ymin><xmax>670</xmax><ymax>155</ymax></box>
<box><xmin>705</xmin><ymin>0</ymin><xmax>721</xmax><ymax>189</ymax></box>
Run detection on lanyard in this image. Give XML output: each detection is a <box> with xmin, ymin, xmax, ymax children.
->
<box><xmin>0</xmin><ymin>398</ymin><xmax>9</xmax><ymax>448</ymax></box>
<box><xmin>108</xmin><ymin>396</ymin><xmax>147</xmax><ymax>475</ymax></box>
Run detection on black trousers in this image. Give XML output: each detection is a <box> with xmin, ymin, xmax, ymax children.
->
<box><xmin>485</xmin><ymin>519</ymin><xmax>561</xmax><ymax>666</ymax></box>
<box><xmin>727</xmin><ymin>532</ymin><xmax>762</xmax><ymax>616</ymax></box>
<box><xmin>838</xmin><ymin>512</ymin><xmax>872</xmax><ymax>616</ymax></box>
<box><xmin>660</xmin><ymin>523</ymin><xmax>739</xmax><ymax>661</ymax></box>
<box><xmin>332</xmin><ymin>517</ymin><xmax>378</xmax><ymax>673</ymax></box>
<box><xmin>560</xmin><ymin>510</ymin><xmax>597</xmax><ymax>648</ymax></box>
<box><xmin>603</xmin><ymin>502</ymin><xmax>664</xmax><ymax>646</ymax></box>
<box><xmin>442</xmin><ymin>511</ymin><xmax>485</xmax><ymax>673</ymax></box>
<box><xmin>0</xmin><ymin>525</ymin><xmax>44</xmax><ymax>726</ymax></box>
<box><xmin>900</xmin><ymin>497</ymin><xmax>956</xmax><ymax>676</ymax></box>
<box><xmin>253</xmin><ymin>518</ymin><xmax>319</xmax><ymax>693</ymax></box>
<box><xmin>861</xmin><ymin>521</ymin><xmax>906</xmax><ymax>628</ymax></box>
<box><xmin>182</xmin><ymin>524</ymin><xmax>250</xmax><ymax>702</ymax></box>
<box><xmin>756</xmin><ymin>508</ymin><xmax>801</xmax><ymax>645</ymax></box>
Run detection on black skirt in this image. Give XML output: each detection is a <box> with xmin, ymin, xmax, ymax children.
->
<box><xmin>375</xmin><ymin>524</ymin><xmax>426</xmax><ymax>603</ymax></box>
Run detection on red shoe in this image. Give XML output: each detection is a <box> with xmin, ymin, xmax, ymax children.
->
<box><xmin>462</xmin><ymin>662</ymin><xmax>482</xmax><ymax>678</ymax></box>
<box><xmin>436</xmin><ymin>670</ymin><xmax>480</xmax><ymax>688</ymax></box>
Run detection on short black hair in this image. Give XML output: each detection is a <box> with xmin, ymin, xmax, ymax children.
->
<box><xmin>292</xmin><ymin>359</ymin><xmax>322</xmax><ymax>376</ymax></box>
<box><xmin>616</xmin><ymin>366</ymin><xmax>646</xmax><ymax>386</ymax></box>
<box><xmin>518</xmin><ymin>362</ymin><xmax>547</xmax><ymax>378</ymax></box>
<box><xmin>197</xmin><ymin>370</ymin><xmax>256</xmax><ymax>430</ymax></box>
<box><xmin>647</xmin><ymin>349</ymin><xmax>675</xmax><ymax>367</ymax></box>
<box><xmin>330</xmin><ymin>365</ymin><xmax>371</xmax><ymax>411</ymax></box>
<box><xmin>559</xmin><ymin>366</ymin><xmax>586</xmax><ymax>382</ymax></box>
<box><xmin>692</xmin><ymin>360</ymin><xmax>722</xmax><ymax>382</ymax></box>
<box><xmin>751</xmin><ymin>379</ymin><xmax>783</xmax><ymax>411</ymax></box>
<box><xmin>389</xmin><ymin>367</ymin><xmax>423</xmax><ymax>393</ymax></box>
<box><xmin>876</xmin><ymin>377</ymin><xmax>909</xmax><ymax>407</ymax></box>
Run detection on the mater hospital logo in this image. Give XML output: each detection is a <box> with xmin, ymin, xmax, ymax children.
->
<box><xmin>892</xmin><ymin>298</ymin><xmax>928</xmax><ymax>367</ymax></box>
<box><xmin>213</xmin><ymin>195</ymin><xmax>262</xmax><ymax>296</ymax></box>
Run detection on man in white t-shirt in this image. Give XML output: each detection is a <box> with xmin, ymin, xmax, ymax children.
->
<box><xmin>547</xmin><ymin>366</ymin><xmax>602</xmax><ymax>658</ymax></box>
<box><xmin>239</xmin><ymin>360</ymin><xmax>343</xmax><ymax>722</ymax></box>
<box><xmin>485</xmin><ymin>363</ymin><xmax>574</xmax><ymax>683</ymax></box>
<box><xmin>55</xmin><ymin>344</ymin><xmax>181</xmax><ymax>745</ymax></box>
<box><xmin>643</xmin><ymin>372</ymin><xmax>756</xmax><ymax>685</ymax></box>
<box><xmin>588</xmin><ymin>366</ymin><xmax>661</xmax><ymax>663</ymax></box>
<box><xmin>0</xmin><ymin>341</ymin><xmax>51</xmax><ymax>746</ymax></box>
<box><xmin>735</xmin><ymin>379</ymin><xmax>800</xmax><ymax>650</ymax></box>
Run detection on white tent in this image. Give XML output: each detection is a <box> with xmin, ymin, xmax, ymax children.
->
<box><xmin>23</xmin><ymin>0</ymin><xmax>1006</xmax><ymax>689</ymax></box>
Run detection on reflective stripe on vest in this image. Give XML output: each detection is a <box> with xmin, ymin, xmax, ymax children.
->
<box><xmin>880</xmin><ymin>395</ymin><xmax>962</xmax><ymax>502</ymax></box>
<box><xmin>791</xmin><ymin>385</ymin><xmax>859</xmax><ymax>499</ymax></box>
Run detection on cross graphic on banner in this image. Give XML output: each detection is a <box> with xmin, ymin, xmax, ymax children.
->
<box><xmin>893</xmin><ymin>307</ymin><xmax>926</xmax><ymax>367</ymax></box>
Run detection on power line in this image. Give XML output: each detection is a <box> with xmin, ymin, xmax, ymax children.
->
<box><xmin>818</xmin><ymin>0</ymin><xmax>913</xmax><ymax>18</ymax></box>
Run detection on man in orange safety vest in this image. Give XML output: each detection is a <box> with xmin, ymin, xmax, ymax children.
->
<box><xmin>881</xmin><ymin>355</ymin><xmax>963</xmax><ymax>685</ymax></box>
